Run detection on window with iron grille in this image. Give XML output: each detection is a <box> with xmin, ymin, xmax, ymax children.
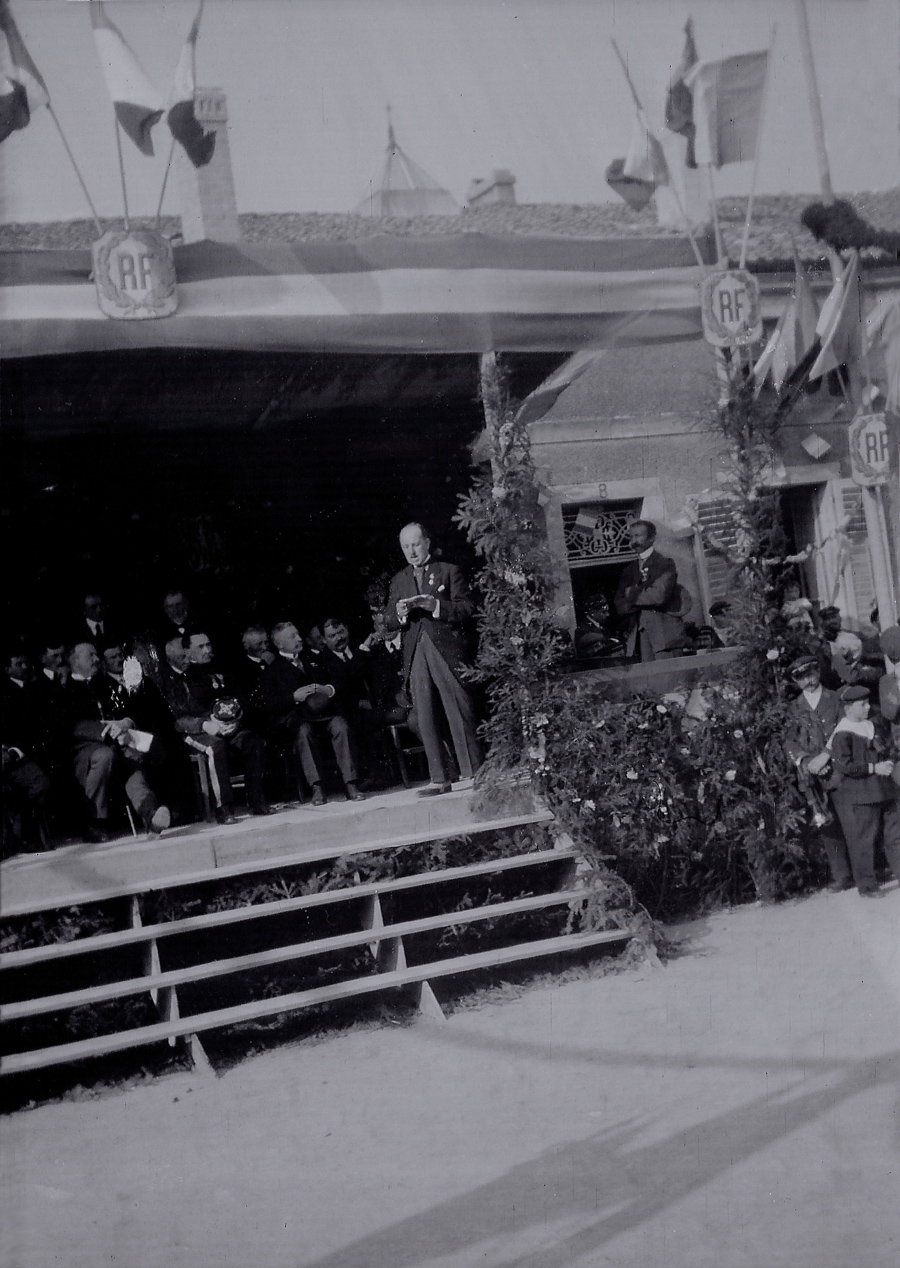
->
<box><xmin>562</xmin><ymin>501</ymin><xmax>642</xmax><ymax>570</ymax></box>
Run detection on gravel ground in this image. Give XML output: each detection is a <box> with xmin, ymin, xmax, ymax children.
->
<box><xmin>3</xmin><ymin>882</ymin><xmax>898</xmax><ymax>1268</ymax></box>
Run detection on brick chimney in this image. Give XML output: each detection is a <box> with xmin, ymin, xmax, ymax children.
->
<box><xmin>174</xmin><ymin>87</ymin><xmax>240</xmax><ymax>243</ymax></box>
<box><xmin>465</xmin><ymin>169</ymin><xmax>516</xmax><ymax>209</ymax></box>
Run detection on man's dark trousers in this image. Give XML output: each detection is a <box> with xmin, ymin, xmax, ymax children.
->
<box><xmin>410</xmin><ymin>638</ymin><xmax>480</xmax><ymax>785</ymax></box>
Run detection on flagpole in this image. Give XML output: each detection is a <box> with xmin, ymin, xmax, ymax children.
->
<box><xmin>112</xmin><ymin>116</ymin><xmax>130</xmax><ymax>229</ymax></box>
<box><xmin>46</xmin><ymin>104</ymin><xmax>103</xmax><ymax>236</ymax></box>
<box><xmin>738</xmin><ymin>26</ymin><xmax>776</xmax><ymax>272</ymax></box>
<box><xmin>704</xmin><ymin>165</ymin><xmax>726</xmax><ymax>264</ymax></box>
<box><xmin>609</xmin><ymin>38</ymin><xmax>708</xmax><ymax>274</ymax></box>
<box><xmin>155</xmin><ymin>136</ymin><xmax>177</xmax><ymax>230</ymax></box>
<box><xmin>793</xmin><ymin>0</ymin><xmax>834</xmax><ymax>205</ymax></box>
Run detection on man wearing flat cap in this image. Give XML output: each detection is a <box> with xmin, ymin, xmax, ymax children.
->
<box><xmin>785</xmin><ymin>654</ymin><xmax>851</xmax><ymax>891</ymax></box>
<box><xmin>829</xmin><ymin>684</ymin><xmax>900</xmax><ymax>896</ymax></box>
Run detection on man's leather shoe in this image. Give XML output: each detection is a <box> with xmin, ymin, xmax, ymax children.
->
<box><xmin>310</xmin><ymin>786</ymin><xmax>327</xmax><ymax>807</ymax></box>
<box><xmin>345</xmin><ymin>783</ymin><xmax>366</xmax><ymax>802</ymax></box>
<box><xmin>417</xmin><ymin>782</ymin><xmax>452</xmax><ymax>797</ymax></box>
<box><xmin>249</xmin><ymin>802</ymin><xmax>274</xmax><ymax>816</ymax></box>
<box><xmin>215</xmin><ymin>807</ymin><xmax>237</xmax><ymax>826</ymax></box>
<box><xmin>827</xmin><ymin>878</ymin><xmax>853</xmax><ymax>893</ymax></box>
<box><xmin>84</xmin><ymin>821</ymin><xmax>110</xmax><ymax>843</ymax></box>
<box><xmin>148</xmin><ymin>805</ymin><xmax>171</xmax><ymax>835</ymax></box>
<box><xmin>858</xmin><ymin>886</ymin><xmax>884</xmax><ymax>898</ymax></box>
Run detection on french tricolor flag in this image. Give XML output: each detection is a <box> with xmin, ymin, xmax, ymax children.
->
<box><xmin>0</xmin><ymin>0</ymin><xmax>49</xmax><ymax>144</ymax></box>
<box><xmin>90</xmin><ymin>0</ymin><xmax>163</xmax><ymax>156</ymax></box>
<box><xmin>167</xmin><ymin>3</ymin><xmax>215</xmax><ymax>168</ymax></box>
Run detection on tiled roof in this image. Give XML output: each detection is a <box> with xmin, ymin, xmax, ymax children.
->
<box><xmin>1</xmin><ymin>189</ymin><xmax>896</xmax><ymax>269</ymax></box>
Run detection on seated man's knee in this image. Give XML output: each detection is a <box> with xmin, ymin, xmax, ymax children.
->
<box><xmin>91</xmin><ymin>745</ymin><xmax>115</xmax><ymax>775</ymax></box>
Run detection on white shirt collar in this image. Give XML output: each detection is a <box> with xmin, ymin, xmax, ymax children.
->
<box><xmin>802</xmin><ymin>685</ymin><xmax>823</xmax><ymax>709</ymax></box>
<box><xmin>638</xmin><ymin>546</ymin><xmax>654</xmax><ymax>562</ymax></box>
<box><xmin>71</xmin><ymin>672</ymin><xmax>91</xmax><ymax>682</ymax></box>
<box><xmin>385</xmin><ymin>633</ymin><xmax>402</xmax><ymax>652</ymax></box>
<box><xmin>9</xmin><ymin>676</ymin><xmax>25</xmax><ymax>688</ymax></box>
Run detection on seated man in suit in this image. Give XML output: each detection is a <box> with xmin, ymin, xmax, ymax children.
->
<box><xmin>383</xmin><ymin>522</ymin><xmax>481</xmax><ymax>796</ymax></box>
<box><xmin>100</xmin><ymin>641</ymin><xmax>194</xmax><ymax>825</ymax></box>
<box><xmin>61</xmin><ymin>642</ymin><xmax>172</xmax><ymax>841</ymax></box>
<box><xmin>231</xmin><ymin>625</ymin><xmax>275</xmax><ymax>712</ymax></box>
<box><xmin>2</xmin><ymin>648</ymin><xmax>51</xmax><ymax>856</ymax></box>
<box><xmin>614</xmin><ymin>520</ymin><xmax>689</xmax><ymax>662</ymax></box>
<box><xmin>161</xmin><ymin>631</ymin><xmax>270</xmax><ymax>825</ymax></box>
<box><xmin>255</xmin><ymin>621</ymin><xmax>364</xmax><ymax>806</ymax></box>
<box><xmin>574</xmin><ymin>594</ymin><xmax>625</xmax><ymax>660</ymax></box>
<box><xmin>318</xmin><ymin>618</ymin><xmax>371</xmax><ymax>717</ymax></box>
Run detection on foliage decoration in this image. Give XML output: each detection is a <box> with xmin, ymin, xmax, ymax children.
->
<box><xmin>455</xmin><ymin>355</ymin><xmax>829</xmax><ymax>926</ymax></box>
<box><xmin>801</xmin><ymin>198</ymin><xmax>900</xmax><ymax>259</ymax></box>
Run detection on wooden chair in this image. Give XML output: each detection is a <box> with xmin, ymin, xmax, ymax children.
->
<box><xmin>388</xmin><ymin>724</ymin><xmax>427</xmax><ymax>788</ymax></box>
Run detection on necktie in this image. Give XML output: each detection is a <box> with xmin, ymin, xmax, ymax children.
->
<box><xmin>414</xmin><ymin>567</ymin><xmax>425</xmax><ymax>591</ymax></box>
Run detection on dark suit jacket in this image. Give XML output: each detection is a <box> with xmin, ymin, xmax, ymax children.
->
<box><xmin>383</xmin><ymin>560</ymin><xmax>475</xmax><ymax>682</ymax></box>
<box><xmin>254</xmin><ymin>654</ymin><xmax>337</xmax><ymax>729</ymax></box>
<box><xmin>785</xmin><ymin>687</ymin><xmax>841</xmax><ymax>788</ymax></box>
<box><xmin>366</xmin><ymin>641</ymin><xmax>408</xmax><ymax>714</ymax></box>
<box><xmin>159</xmin><ymin>667</ymin><xmax>216</xmax><ymax>735</ymax></box>
<box><xmin>317</xmin><ymin>647</ymin><xmax>370</xmax><ymax>717</ymax></box>
<box><xmin>831</xmin><ymin>726</ymin><xmax>896</xmax><ymax>804</ymax></box>
<box><xmin>614</xmin><ymin>550</ymin><xmax>687</xmax><ymax>656</ymax></box>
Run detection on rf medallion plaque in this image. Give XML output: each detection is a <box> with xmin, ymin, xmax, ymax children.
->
<box><xmin>700</xmin><ymin>268</ymin><xmax>762</xmax><ymax>348</ymax></box>
<box><xmin>91</xmin><ymin>227</ymin><xmax>178</xmax><ymax>320</ymax></box>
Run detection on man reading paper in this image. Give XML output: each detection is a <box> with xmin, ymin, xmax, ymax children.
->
<box><xmin>384</xmin><ymin>523</ymin><xmax>482</xmax><ymax>796</ymax></box>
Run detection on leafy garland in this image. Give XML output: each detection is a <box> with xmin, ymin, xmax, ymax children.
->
<box><xmin>455</xmin><ymin>356</ymin><xmax>827</xmax><ymax>925</ymax></box>
<box><xmin>801</xmin><ymin>198</ymin><xmax>900</xmax><ymax>259</ymax></box>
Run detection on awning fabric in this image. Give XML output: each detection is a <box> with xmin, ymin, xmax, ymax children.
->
<box><xmin>0</xmin><ymin>228</ymin><xmax>709</xmax><ymax>355</ymax></box>
<box><xmin>0</xmin><ymin>231</ymin><xmax>711</xmax><ymax>359</ymax></box>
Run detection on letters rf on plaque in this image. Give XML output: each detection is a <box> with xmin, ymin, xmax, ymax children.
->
<box><xmin>92</xmin><ymin>227</ymin><xmax>178</xmax><ymax>320</ymax></box>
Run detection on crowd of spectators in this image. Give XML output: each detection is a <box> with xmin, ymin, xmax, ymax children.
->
<box><xmin>2</xmin><ymin>585</ymin><xmax>423</xmax><ymax>857</ymax></box>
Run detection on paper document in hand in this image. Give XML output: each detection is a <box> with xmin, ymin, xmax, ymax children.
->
<box><xmin>123</xmin><ymin>729</ymin><xmax>154</xmax><ymax>753</ymax></box>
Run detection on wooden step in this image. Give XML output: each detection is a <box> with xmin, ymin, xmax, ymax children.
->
<box><xmin>0</xmin><ymin>786</ymin><xmax>552</xmax><ymax>918</ymax></box>
<box><xmin>3</xmin><ymin>889</ymin><xmax>588</xmax><ymax>1021</ymax></box>
<box><xmin>1</xmin><ymin>848</ymin><xmax>575</xmax><ymax>969</ymax></box>
<box><xmin>1</xmin><ymin>927</ymin><xmax>632</xmax><ymax>1075</ymax></box>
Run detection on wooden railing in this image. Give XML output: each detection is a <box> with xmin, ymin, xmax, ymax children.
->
<box><xmin>2</xmin><ymin>829</ymin><xmax>633</xmax><ymax>1076</ymax></box>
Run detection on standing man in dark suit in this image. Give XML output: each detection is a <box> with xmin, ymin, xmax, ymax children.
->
<box><xmin>384</xmin><ymin>523</ymin><xmax>481</xmax><ymax>797</ymax></box>
<box><xmin>614</xmin><ymin>520</ymin><xmax>688</xmax><ymax>662</ymax></box>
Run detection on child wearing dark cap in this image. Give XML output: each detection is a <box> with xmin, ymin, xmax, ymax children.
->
<box><xmin>830</xmin><ymin>685</ymin><xmax>900</xmax><ymax>897</ymax></box>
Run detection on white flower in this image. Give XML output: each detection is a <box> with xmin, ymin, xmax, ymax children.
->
<box><xmin>122</xmin><ymin>656</ymin><xmax>143</xmax><ymax>693</ymax></box>
<box><xmin>724</xmin><ymin>769</ymin><xmax>737</xmax><ymax>782</ymax></box>
<box><xmin>733</xmin><ymin>729</ymin><xmax>744</xmax><ymax>739</ymax></box>
<box><xmin>583</xmin><ymin>799</ymin><xmax>595</xmax><ymax>812</ymax></box>
<box><xmin>766</xmin><ymin>648</ymin><xmax>780</xmax><ymax>661</ymax></box>
<box><xmin>626</xmin><ymin>769</ymin><xmax>639</xmax><ymax>781</ymax></box>
<box><xmin>656</xmin><ymin>704</ymin><xmax>668</xmax><ymax>714</ymax></box>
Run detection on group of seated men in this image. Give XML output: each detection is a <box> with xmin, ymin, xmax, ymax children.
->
<box><xmin>2</xmin><ymin>587</ymin><xmax>417</xmax><ymax>856</ymax></box>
